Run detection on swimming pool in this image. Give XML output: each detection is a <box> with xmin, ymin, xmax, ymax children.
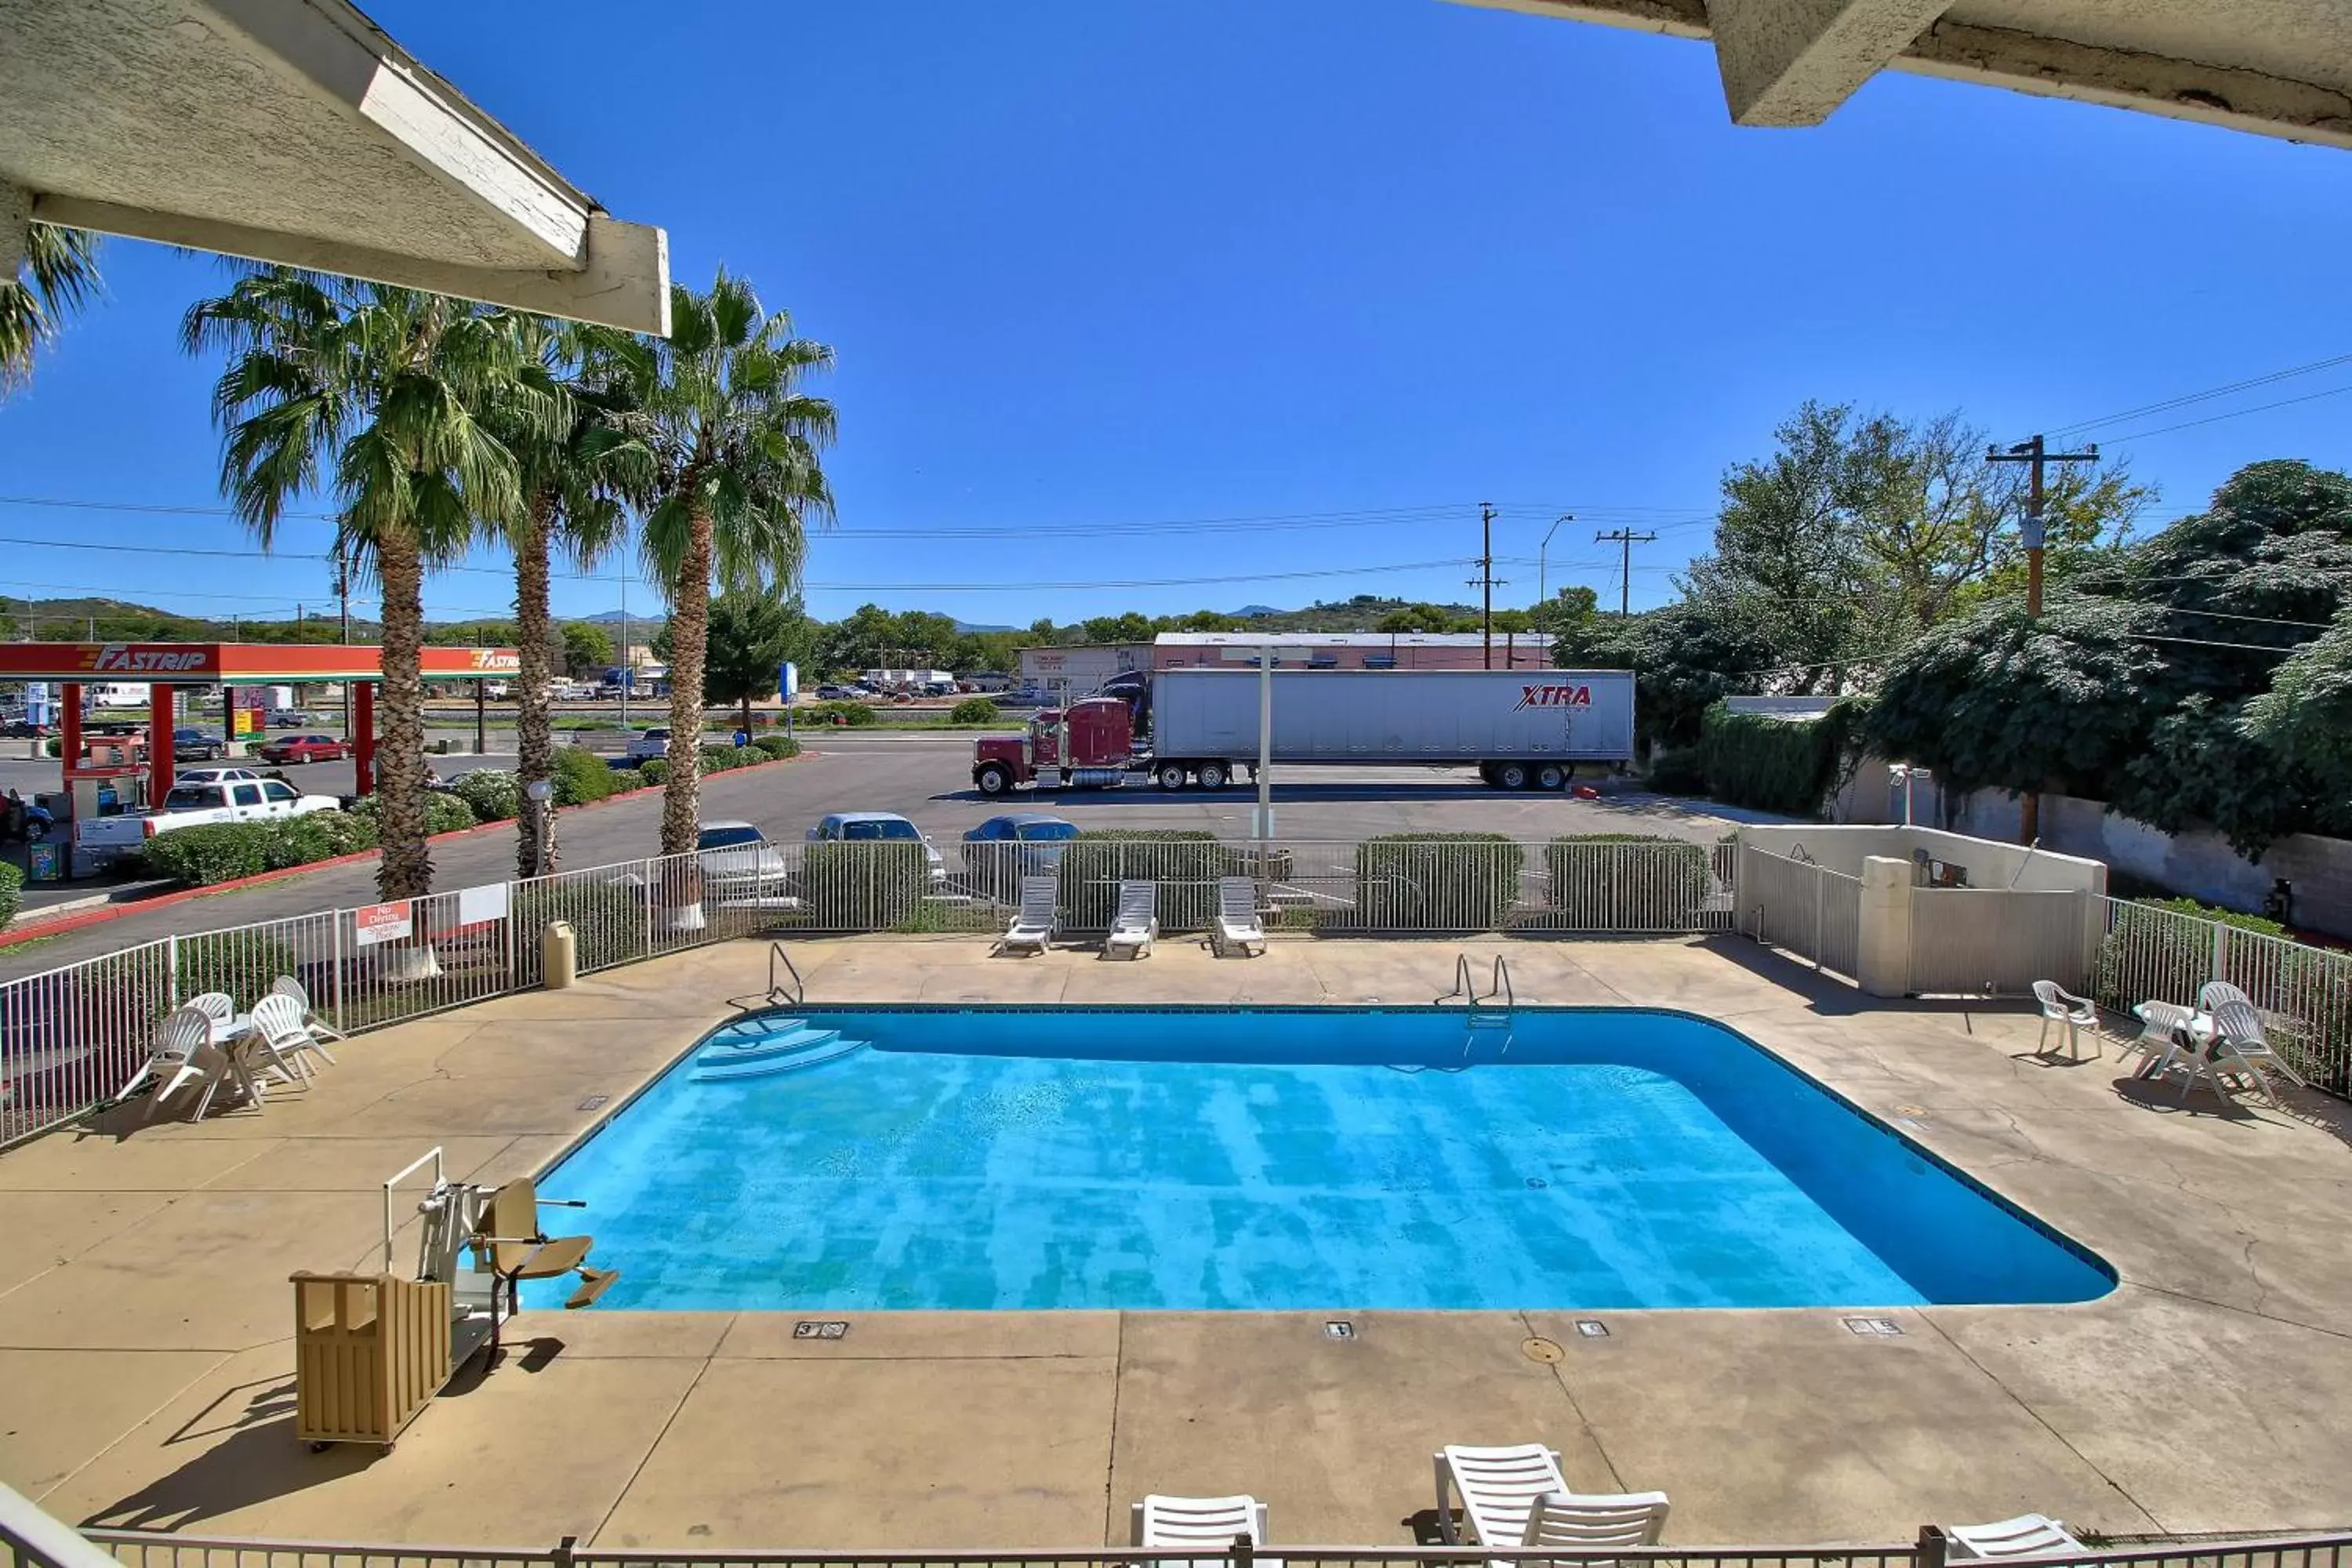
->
<box><xmin>528</xmin><ymin>1005</ymin><xmax>2112</xmax><ymax>1312</ymax></box>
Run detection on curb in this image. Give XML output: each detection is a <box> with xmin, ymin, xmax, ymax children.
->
<box><xmin>0</xmin><ymin>749</ymin><xmax>816</xmax><ymax>950</ymax></box>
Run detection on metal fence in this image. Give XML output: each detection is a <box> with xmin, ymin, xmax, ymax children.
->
<box><xmin>0</xmin><ymin>835</ymin><xmax>1736</xmax><ymax>1149</ymax></box>
<box><xmin>2091</xmin><ymin>895</ymin><xmax>2352</xmax><ymax>1093</ymax></box>
<box><xmin>1736</xmin><ymin>844</ymin><xmax>1861</xmax><ymax>979</ymax></box>
<box><xmin>67</xmin><ymin>1527</ymin><xmax>2352</xmax><ymax>1568</ymax></box>
<box><xmin>1909</xmin><ymin>887</ymin><xmax>2091</xmax><ymax>998</ymax></box>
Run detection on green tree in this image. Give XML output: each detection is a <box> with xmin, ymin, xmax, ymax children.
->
<box><xmin>562</xmin><ymin>622</ymin><xmax>615</xmax><ymax>678</ymax></box>
<box><xmin>184</xmin><ymin>274</ymin><xmax>553</xmax><ymax>898</ymax></box>
<box><xmin>706</xmin><ymin>589</ymin><xmax>811</xmax><ymax>733</ymax></box>
<box><xmin>2</xmin><ymin>224</ymin><xmax>101</xmax><ymax>394</ymax></box>
<box><xmin>623</xmin><ymin>270</ymin><xmax>835</xmax><ymax>855</ymax></box>
<box><xmin>2244</xmin><ymin>610</ymin><xmax>2352</xmax><ymax>782</ymax></box>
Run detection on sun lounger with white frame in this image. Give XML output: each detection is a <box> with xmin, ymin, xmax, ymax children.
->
<box><xmin>994</xmin><ymin>875</ymin><xmax>1057</xmax><ymax>955</ymax></box>
<box><xmin>1435</xmin><ymin>1443</ymin><xmax>1670</xmax><ymax>1566</ymax></box>
<box><xmin>1214</xmin><ymin>877</ymin><xmax>1266</xmax><ymax>957</ymax></box>
<box><xmin>1131</xmin><ymin>1494</ymin><xmax>1274</xmax><ymax>1567</ymax></box>
<box><xmin>1944</xmin><ymin>1513</ymin><xmax>2086</xmax><ymax>1559</ymax></box>
<box><xmin>1106</xmin><ymin>880</ymin><xmax>1158</xmax><ymax>959</ymax></box>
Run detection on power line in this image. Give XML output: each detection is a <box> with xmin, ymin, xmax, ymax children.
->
<box><xmin>2046</xmin><ymin>350</ymin><xmax>2352</xmax><ymax>440</ymax></box>
<box><xmin>2098</xmin><ymin>383</ymin><xmax>2352</xmax><ymax>445</ymax></box>
<box><xmin>1594</xmin><ymin>528</ymin><xmax>1656</xmax><ymax>617</ymax></box>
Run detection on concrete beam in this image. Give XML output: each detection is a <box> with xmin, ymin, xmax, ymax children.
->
<box><xmin>32</xmin><ymin>195</ymin><xmax>671</xmax><ymax>336</ymax></box>
<box><xmin>0</xmin><ymin>183</ymin><xmax>28</xmax><ymax>279</ymax></box>
<box><xmin>1705</xmin><ymin>0</ymin><xmax>1954</xmax><ymax>125</ymax></box>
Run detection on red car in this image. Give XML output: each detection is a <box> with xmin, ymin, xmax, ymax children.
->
<box><xmin>258</xmin><ymin>734</ymin><xmax>352</xmax><ymax>765</ymax></box>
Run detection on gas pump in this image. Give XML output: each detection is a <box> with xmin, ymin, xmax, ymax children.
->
<box><xmin>65</xmin><ymin>735</ymin><xmax>156</xmax><ymax>874</ymax></box>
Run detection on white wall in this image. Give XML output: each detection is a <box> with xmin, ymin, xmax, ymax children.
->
<box><xmin>1740</xmin><ymin>822</ymin><xmax>2106</xmax><ymax>895</ymax></box>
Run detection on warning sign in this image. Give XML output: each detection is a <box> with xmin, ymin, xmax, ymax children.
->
<box><xmin>352</xmin><ymin>901</ymin><xmax>414</xmax><ymax>948</ymax></box>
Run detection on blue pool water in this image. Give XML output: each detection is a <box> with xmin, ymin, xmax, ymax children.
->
<box><xmin>528</xmin><ymin>1006</ymin><xmax>2112</xmax><ymax>1312</ymax></box>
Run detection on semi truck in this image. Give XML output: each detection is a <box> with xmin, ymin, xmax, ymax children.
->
<box><xmin>969</xmin><ymin>668</ymin><xmax>1635</xmax><ymax>795</ymax></box>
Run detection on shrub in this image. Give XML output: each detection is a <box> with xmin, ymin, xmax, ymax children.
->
<box><xmin>751</xmin><ymin>734</ymin><xmax>800</xmax><ymax>760</ymax></box>
<box><xmin>178</xmin><ymin>928</ymin><xmax>301</xmax><ymax>1001</ymax></box>
<box><xmin>514</xmin><ymin>877</ymin><xmax>650</xmax><ymax>972</ymax></box>
<box><xmin>1546</xmin><ymin>833</ymin><xmax>1710</xmax><ymax>929</ymax></box>
<box><xmin>1056</xmin><ymin>829</ymin><xmax>1224</xmax><ymax>931</ymax></box>
<box><xmin>260</xmin><ymin>811</ymin><xmax>377</xmax><ymax>869</ymax></box>
<box><xmin>804</xmin><ymin>840</ymin><xmax>929</xmax><ymax>931</ymax></box>
<box><xmin>949</xmin><ymin>696</ymin><xmax>1000</xmax><ymax>724</ymax></box>
<box><xmin>143</xmin><ymin>824</ymin><xmax>272</xmax><ymax>885</ymax></box>
<box><xmin>552</xmin><ymin>745</ymin><xmax>615</xmax><ymax>806</ymax></box>
<box><xmin>731</xmin><ymin>745</ymin><xmax>766</xmax><ymax>769</ymax></box>
<box><xmin>350</xmin><ymin>793</ymin><xmax>478</xmax><ymax>835</ymax></box>
<box><xmin>0</xmin><ymin>859</ymin><xmax>22</xmax><ymax>927</ymax></box>
<box><xmin>1353</xmin><ymin>833</ymin><xmax>1522</xmax><ymax>931</ymax></box>
<box><xmin>43</xmin><ymin>738</ymin><xmax>60</xmax><ymax>757</ymax></box>
<box><xmin>452</xmin><ymin>768</ymin><xmax>521</xmax><ymax>822</ymax></box>
<box><xmin>811</xmin><ymin>700</ymin><xmax>876</xmax><ymax>727</ymax></box>
<box><xmin>1644</xmin><ymin>747</ymin><xmax>1708</xmax><ymax>796</ymax></box>
<box><xmin>1697</xmin><ymin>701</ymin><xmax>1860</xmax><ymax>816</ymax></box>
<box><xmin>637</xmin><ymin>757</ymin><xmax>670</xmax><ymax>786</ymax></box>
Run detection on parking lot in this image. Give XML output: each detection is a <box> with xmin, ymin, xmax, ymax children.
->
<box><xmin>0</xmin><ymin>731</ymin><xmax>1773</xmax><ymax>979</ymax></box>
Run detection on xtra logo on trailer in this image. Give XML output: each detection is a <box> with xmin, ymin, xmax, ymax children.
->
<box><xmin>82</xmin><ymin>645</ymin><xmax>211</xmax><ymax>674</ymax></box>
<box><xmin>1513</xmin><ymin>683</ymin><xmax>1594</xmax><ymax>710</ymax></box>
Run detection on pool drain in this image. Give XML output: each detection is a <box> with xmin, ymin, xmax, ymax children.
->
<box><xmin>793</xmin><ymin>1319</ymin><xmax>850</xmax><ymax>1340</ymax></box>
<box><xmin>1324</xmin><ymin>1319</ymin><xmax>1356</xmax><ymax>1340</ymax></box>
<box><xmin>1522</xmin><ymin>1337</ymin><xmax>1565</xmax><ymax>1363</ymax></box>
<box><xmin>1842</xmin><ymin>1316</ymin><xmax>1904</xmax><ymax>1338</ymax></box>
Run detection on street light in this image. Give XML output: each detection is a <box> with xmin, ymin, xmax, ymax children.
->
<box><xmin>524</xmin><ymin>778</ymin><xmax>555</xmax><ymax>877</ymax></box>
<box><xmin>1886</xmin><ymin>763</ymin><xmax>1932</xmax><ymax>827</ymax></box>
<box><xmin>1538</xmin><ymin>513</ymin><xmax>1576</xmax><ymax>604</ymax></box>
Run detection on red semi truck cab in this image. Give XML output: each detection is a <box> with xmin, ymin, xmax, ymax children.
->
<box><xmin>971</xmin><ymin>699</ymin><xmax>1138</xmax><ymax>795</ymax></box>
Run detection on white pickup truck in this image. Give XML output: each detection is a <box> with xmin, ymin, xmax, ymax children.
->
<box><xmin>76</xmin><ymin>776</ymin><xmax>343</xmax><ymax>849</ymax></box>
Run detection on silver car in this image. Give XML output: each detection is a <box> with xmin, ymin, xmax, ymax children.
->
<box><xmin>696</xmin><ymin>820</ymin><xmax>789</xmax><ymax>903</ymax></box>
<box><xmin>806</xmin><ymin>811</ymin><xmax>946</xmax><ymax>883</ymax></box>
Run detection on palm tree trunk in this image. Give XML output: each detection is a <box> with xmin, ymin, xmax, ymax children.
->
<box><xmin>375</xmin><ymin>527</ymin><xmax>433</xmax><ymax>900</ymax></box>
<box><xmin>661</xmin><ymin>509</ymin><xmax>713</xmax><ymax>857</ymax></box>
<box><xmin>513</xmin><ymin>492</ymin><xmax>557</xmax><ymax>880</ymax></box>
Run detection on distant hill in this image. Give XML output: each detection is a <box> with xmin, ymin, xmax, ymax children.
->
<box><xmin>953</xmin><ymin>619</ymin><xmax>1014</xmax><ymax>633</ymax></box>
<box><xmin>1207</xmin><ymin>595</ymin><xmax>1483</xmax><ymax>633</ymax></box>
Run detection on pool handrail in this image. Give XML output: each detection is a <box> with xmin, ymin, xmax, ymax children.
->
<box><xmin>768</xmin><ymin>942</ymin><xmax>805</xmax><ymax>1007</ymax></box>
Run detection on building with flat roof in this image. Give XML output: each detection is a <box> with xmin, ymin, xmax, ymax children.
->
<box><xmin>1153</xmin><ymin>630</ymin><xmax>1554</xmax><ymax>670</ymax></box>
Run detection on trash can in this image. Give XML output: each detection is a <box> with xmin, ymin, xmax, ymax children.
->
<box><xmin>541</xmin><ymin>919</ymin><xmax>577</xmax><ymax>989</ymax></box>
<box><xmin>27</xmin><ymin>842</ymin><xmax>61</xmax><ymax>882</ymax></box>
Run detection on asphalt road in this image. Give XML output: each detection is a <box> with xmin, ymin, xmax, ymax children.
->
<box><xmin>0</xmin><ymin>734</ymin><xmax>1776</xmax><ymax>980</ymax></box>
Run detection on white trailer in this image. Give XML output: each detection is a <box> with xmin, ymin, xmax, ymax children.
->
<box><xmin>1147</xmin><ymin>668</ymin><xmax>1635</xmax><ymax>790</ymax></box>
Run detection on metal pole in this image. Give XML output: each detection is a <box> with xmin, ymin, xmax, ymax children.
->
<box><xmin>1539</xmin><ymin>513</ymin><xmax>1574</xmax><ymax>606</ymax></box>
<box><xmin>1988</xmin><ymin>435</ymin><xmax>2098</xmax><ymax>847</ymax></box>
<box><xmin>1480</xmin><ymin>503</ymin><xmax>1495</xmax><ymax>668</ymax></box>
<box><xmin>618</xmin><ymin>576</ymin><xmax>630</xmax><ymax>732</ymax></box>
<box><xmin>1254</xmin><ymin>641</ymin><xmax>1273</xmax><ymax>842</ymax></box>
<box><xmin>474</xmin><ymin>680</ymin><xmax>486</xmax><ymax>756</ymax></box>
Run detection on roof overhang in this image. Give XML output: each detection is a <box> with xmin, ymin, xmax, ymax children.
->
<box><xmin>1450</xmin><ymin>0</ymin><xmax>2352</xmax><ymax>150</ymax></box>
<box><xmin>0</xmin><ymin>0</ymin><xmax>669</xmax><ymax>332</ymax></box>
<box><xmin>0</xmin><ymin>642</ymin><xmax>521</xmax><ymax>684</ymax></box>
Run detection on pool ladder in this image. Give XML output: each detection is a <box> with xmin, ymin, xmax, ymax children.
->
<box><xmin>1439</xmin><ymin>954</ymin><xmax>1515</xmax><ymax>1060</ymax></box>
<box><xmin>725</xmin><ymin>942</ymin><xmax>805</xmax><ymax>1013</ymax></box>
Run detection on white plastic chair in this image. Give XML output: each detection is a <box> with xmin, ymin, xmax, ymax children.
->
<box><xmin>1435</xmin><ymin>1443</ymin><xmax>1568</xmax><ymax>1549</ymax></box>
<box><xmin>270</xmin><ymin>975</ymin><xmax>347</xmax><ymax>1047</ymax></box>
<box><xmin>184</xmin><ymin>992</ymin><xmax>236</xmax><ymax>1036</ymax></box>
<box><xmin>1131</xmin><ymin>1494</ymin><xmax>1273</xmax><ymax>1568</ymax></box>
<box><xmin>2198</xmin><ymin>981</ymin><xmax>2252</xmax><ymax>1011</ymax></box>
<box><xmin>114</xmin><ymin>1007</ymin><xmax>224</xmax><ymax>1122</ymax></box>
<box><xmin>2031</xmin><ymin>982</ymin><xmax>2100</xmax><ymax>1060</ymax></box>
<box><xmin>993</xmin><ymin>876</ymin><xmax>1056</xmax><ymax>956</ymax></box>
<box><xmin>1105</xmin><ymin>880</ymin><xmax>1157</xmax><ymax>960</ymax></box>
<box><xmin>247</xmin><ymin>993</ymin><xmax>321</xmax><ymax>1087</ymax></box>
<box><xmin>1523</xmin><ymin>1488</ymin><xmax>1672</xmax><ymax>1567</ymax></box>
<box><xmin>1946</xmin><ymin>1514</ymin><xmax>2085</xmax><ymax>1559</ymax></box>
<box><xmin>1214</xmin><ymin>877</ymin><xmax>1266</xmax><ymax>957</ymax></box>
<box><xmin>2200</xmin><ymin>988</ymin><xmax>2306</xmax><ymax>1088</ymax></box>
<box><xmin>2205</xmin><ymin>999</ymin><xmax>2293</xmax><ymax>1104</ymax></box>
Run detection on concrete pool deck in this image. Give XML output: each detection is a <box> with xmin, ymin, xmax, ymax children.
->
<box><xmin>3</xmin><ymin>936</ymin><xmax>2350</xmax><ymax>1548</ymax></box>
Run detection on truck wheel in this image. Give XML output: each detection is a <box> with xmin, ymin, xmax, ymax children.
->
<box><xmin>1495</xmin><ymin>762</ymin><xmax>1531</xmax><ymax>790</ymax></box>
<box><xmin>1157</xmin><ymin>761</ymin><xmax>1189</xmax><ymax>790</ymax></box>
<box><xmin>975</xmin><ymin>763</ymin><xmax>1012</xmax><ymax>796</ymax></box>
<box><xmin>1197</xmin><ymin>761</ymin><xmax>1228</xmax><ymax>789</ymax></box>
<box><xmin>1536</xmin><ymin>764</ymin><xmax>1567</xmax><ymax>791</ymax></box>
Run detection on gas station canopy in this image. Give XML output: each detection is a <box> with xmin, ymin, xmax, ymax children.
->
<box><xmin>1</xmin><ymin>0</ymin><xmax>669</xmax><ymax>333</ymax></box>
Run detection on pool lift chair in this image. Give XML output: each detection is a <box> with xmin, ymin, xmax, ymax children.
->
<box><xmin>404</xmin><ymin>1152</ymin><xmax>620</xmax><ymax>1369</ymax></box>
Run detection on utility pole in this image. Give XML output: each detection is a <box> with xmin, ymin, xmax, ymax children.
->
<box><xmin>1595</xmin><ymin>528</ymin><xmax>1656</xmax><ymax>617</ymax></box>
<box><xmin>1470</xmin><ymin>502</ymin><xmax>1506</xmax><ymax>668</ymax></box>
<box><xmin>332</xmin><ymin>540</ymin><xmax>351</xmax><ymax>644</ymax></box>
<box><xmin>1987</xmin><ymin>434</ymin><xmax>2099</xmax><ymax>844</ymax></box>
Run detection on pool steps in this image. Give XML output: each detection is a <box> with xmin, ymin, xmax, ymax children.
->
<box><xmin>690</xmin><ymin>1020</ymin><xmax>872</xmax><ymax>1082</ymax></box>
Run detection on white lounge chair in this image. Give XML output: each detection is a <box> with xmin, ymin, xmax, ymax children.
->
<box><xmin>114</xmin><ymin>1007</ymin><xmax>226</xmax><ymax>1122</ymax></box>
<box><xmin>1521</xmin><ymin>1489</ymin><xmax>1672</xmax><ymax>1566</ymax></box>
<box><xmin>2031</xmin><ymin>982</ymin><xmax>2100</xmax><ymax>1060</ymax></box>
<box><xmin>2199</xmin><ymin>986</ymin><xmax>2307</xmax><ymax>1088</ymax></box>
<box><xmin>1945</xmin><ymin>1514</ymin><xmax>2086</xmax><ymax>1559</ymax></box>
<box><xmin>1436</xmin><ymin>1444</ymin><xmax>1666</xmax><ymax>1567</ymax></box>
<box><xmin>993</xmin><ymin>875</ymin><xmax>1057</xmax><ymax>956</ymax></box>
<box><xmin>1105</xmin><ymin>880</ymin><xmax>1157</xmax><ymax>959</ymax></box>
<box><xmin>270</xmin><ymin>975</ymin><xmax>347</xmax><ymax>1048</ymax></box>
<box><xmin>1131</xmin><ymin>1494</ymin><xmax>1272</xmax><ymax>1566</ymax></box>
<box><xmin>1214</xmin><ymin>877</ymin><xmax>1265</xmax><ymax>958</ymax></box>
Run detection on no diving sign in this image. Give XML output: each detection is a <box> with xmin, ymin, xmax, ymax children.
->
<box><xmin>352</xmin><ymin>901</ymin><xmax>414</xmax><ymax>948</ymax></box>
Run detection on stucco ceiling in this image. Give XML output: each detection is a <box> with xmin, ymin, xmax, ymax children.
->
<box><xmin>1456</xmin><ymin>0</ymin><xmax>2352</xmax><ymax>149</ymax></box>
<box><xmin>0</xmin><ymin>0</ymin><xmax>669</xmax><ymax>332</ymax></box>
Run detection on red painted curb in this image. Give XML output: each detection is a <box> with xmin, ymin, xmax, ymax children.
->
<box><xmin>0</xmin><ymin>749</ymin><xmax>816</xmax><ymax>949</ymax></box>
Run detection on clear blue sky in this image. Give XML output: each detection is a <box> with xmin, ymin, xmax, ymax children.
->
<box><xmin>2</xmin><ymin>0</ymin><xmax>2348</xmax><ymax>632</ymax></box>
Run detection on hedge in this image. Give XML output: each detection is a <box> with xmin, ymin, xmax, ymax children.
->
<box><xmin>1697</xmin><ymin>701</ymin><xmax>1857</xmax><ymax>816</ymax></box>
<box><xmin>1056</xmin><ymin>829</ymin><xmax>1225</xmax><ymax>931</ymax></box>
<box><xmin>452</xmin><ymin>769</ymin><xmax>520</xmax><ymax>822</ymax></box>
<box><xmin>751</xmin><ymin>734</ymin><xmax>800</xmax><ymax>760</ymax></box>
<box><xmin>351</xmin><ymin>793</ymin><xmax>478</xmax><ymax>835</ymax></box>
<box><xmin>1546</xmin><ymin>833</ymin><xmax>1709</xmax><ymax>929</ymax></box>
<box><xmin>804</xmin><ymin>840</ymin><xmax>930</xmax><ymax>930</ymax></box>
<box><xmin>1644</xmin><ymin>747</ymin><xmax>1708</xmax><ymax>797</ymax></box>
<box><xmin>949</xmin><ymin>697</ymin><xmax>1000</xmax><ymax>724</ymax></box>
<box><xmin>1354</xmin><ymin>832</ymin><xmax>1522</xmax><ymax>931</ymax></box>
<box><xmin>0</xmin><ymin>859</ymin><xmax>22</xmax><ymax>927</ymax></box>
<box><xmin>553</xmin><ymin>745</ymin><xmax>615</xmax><ymax>805</ymax></box>
<box><xmin>514</xmin><ymin>878</ymin><xmax>651</xmax><ymax>971</ymax></box>
<box><xmin>811</xmin><ymin>700</ymin><xmax>876</xmax><ymax>727</ymax></box>
<box><xmin>637</xmin><ymin>758</ymin><xmax>670</xmax><ymax>786</ymax></box>
<box><xmin>141</xmin><ymin>811</ymin><xmax>384</xmax><ymax>887</ymax></box>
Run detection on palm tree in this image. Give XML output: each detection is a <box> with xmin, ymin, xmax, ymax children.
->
<box><xmin>497</xmin><ymin>318</ymin><xmax>640</xmax><ymax>880</ymax></box>
<box><xmin>183</xmin><ymin>272</ymin><xmax>557</xmax><ymax>900</ymax></box>
<box><xmin>2</xmin><ymin>224</ymin><xmax>102</xmax><ymax>394</ymax></box>
<box><xmin>626</xmin><ymin>271</ymin><xmax>834</xmax><ymax>855</ymax></box>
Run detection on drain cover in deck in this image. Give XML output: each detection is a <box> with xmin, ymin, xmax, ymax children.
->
<box><xmin>1324</xmin><ymin>1320</ymin><xmax>1356</xmax><ymax>1340</ymax></box>
<box><xmin>793</xmin><ymin>1320</ymin><xmax>850</xmax><ymax>1340</ymax></box>
<box><xmin>1842</xmin><ymin>1316</ymin><xmax>1904</xmax><ymax>1338</ymax></box>
<box><xmin>1573</xmin><ymin>1319</ymin><xmax>1610</xmax><ymax>1338</ymax></box>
